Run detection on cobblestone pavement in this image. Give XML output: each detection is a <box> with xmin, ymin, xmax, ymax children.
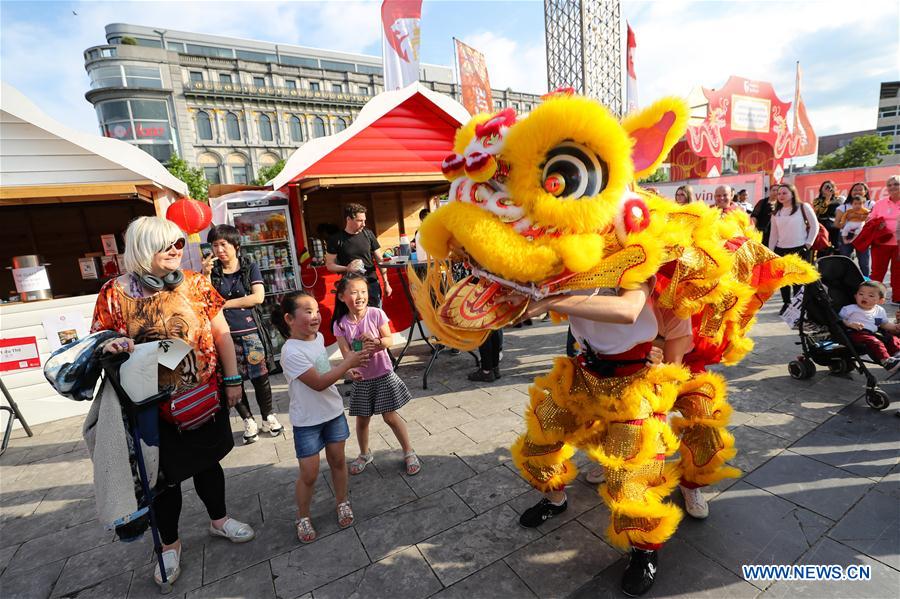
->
<box><xmin>1</xmin><ymin>301</ymin><xmax>898</xmax><ymax>598</ymax></box>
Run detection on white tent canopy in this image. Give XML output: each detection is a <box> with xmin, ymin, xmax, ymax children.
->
<box><xmin>0</xmin><ymin>81</ymin><xmax>188</xmax><ymax>195</ymax></box>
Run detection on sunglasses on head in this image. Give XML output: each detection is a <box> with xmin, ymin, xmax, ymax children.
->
<box><xmin>161</xmin><ymin>238</ymin><xmax>186</xmax><ymax>253</ymax></box>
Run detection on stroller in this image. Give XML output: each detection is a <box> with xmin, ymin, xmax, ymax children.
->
<box><xmin>788</xmin><ymin>255</ymin><xmax>891</xmax><ymax>410</ymax></box>
<box><xmin>100</xmin><ymin>353</ymin><xmax>177</xmax><ymax>592</ymax></box>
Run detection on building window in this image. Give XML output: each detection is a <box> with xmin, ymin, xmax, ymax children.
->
<box><xmin>253</xmin><ymin>76</ymin><xmax>266</xmax><ymax>88</ymax></box>
<box><xmin>285</xmin><ymin>79</ymin><xmax>297</xmax><ymax>90</ymax></box>
<box><xmin>321</xmin><ymin>59</ymin><xmax>354</xmax><ymax>72</ymax></box>
<box><xmin>226</xmin><ymin>112</ymin><xmax>241</xmax><ymax>140</ymax></box>
<box><xmin>877</xmin><ymin>125</ymin><xmax>898</xmax><ymax>137</ymax></box>
<box><xmin>259</xmin><ymin>114</ymin><xmax>274</xmax><ymax>142</ymax></box>
<box><xmin>494</xmin><ymin>100</ymin><xmax>503</xmax><ymax>109</ymax></box>
<box><xmin>203</xmin><ymin>166</ymin><xmax>221</xmax><ymax>184</ymax></box>
<box><xmin>189</xmin><ymin>71</ymin><xmax>204</xmax><ymax>83</ymax></box>
<box><xmin>219</xmin><ymin>73</ymin><xmax>233</xmax><ymax>85</ymax></box>
<box><xmin>359</xmin><ymin>86</ymin><xmax>369</xmax><ymax>96</ymax></box>
<box><xmin>96</xmin><ymin>98</ymin><xmax>174</xmax><ymax>163</ymax></box>
<box><xmin>513</xmin><ymin>102</ymin><xmax>520</xmax><ymax>111</ymax></box>
<box><xmin>879</xmin><ymin>106</ymin><xmax>899</xmax><ymax>119</ymax></box>
<box><xmin>231</xmin><ymin>165</ymin><xmax>248</xmax><ymax>184</ymax></box>
<box><xmin>290</xmin><ymin>116</ymin><xmax>304</xmax><ymax>142</ymax></box>
<box><xmin>196</xmin><ymin>110</ymin><xmax>213</xmax><ymax>140</ymax></box>
<box><xmin>124</xmin><ymin>66</ymin><xmax>163</xmax><ymax>88</ymax></box>
<box><xmin>309</xmin><ymin>81</ymin><xmax>321</xmax><ymax>92</ymax></box>
<box><xmin>312</xmin><ymin>116</ymin><xmax>326</xmax><ymax>138</ymax></box>
<box><xmin>332</xmin><ymin>83</ymin><xmax>342</xmax><ymax>93</ymax></box>
<box><xmin>88</xmin><ymin>64</ymin><xmax>162</xmax><ymax>89</ymax></box>
<box><xmin>334</xmin><ymin>117</ymin><xmax>347</xmax><ymax>132</ymax></box>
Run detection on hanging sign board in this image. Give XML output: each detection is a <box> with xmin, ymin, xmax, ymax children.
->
<box><xmin>12</xmin><ymin>266</ymin><xmax>51</xmax><ymax>294</ymax></box>
<box><xmin>100</xmin><ymin>234</ymin><xmax>119</xmax><ymax>256</ymax></box>
<box><xmin>78</xmin><ymin>258</ymin><xmax>99</xmax><ymax>280</ymax></box>
<box><xmin>0</xmin><ymin>337</ymin><xmax>41</xmax><ymax>372</ymax></box>
<box><xmin>42</xmin><ymin>312</ymin><xmax>89</xmax><ymax>352</ymax></box>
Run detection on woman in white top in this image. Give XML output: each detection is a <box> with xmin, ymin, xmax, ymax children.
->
<box><xmin>768</xmin><ymin>183</ymin><xmax>818</xmax><ymax>307</ymax></box>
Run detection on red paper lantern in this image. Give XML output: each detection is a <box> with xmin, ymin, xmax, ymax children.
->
<box><xmin>165</xmin><ymin>197</ymin><xmax>212</xmax><ymax>234</ymax></box>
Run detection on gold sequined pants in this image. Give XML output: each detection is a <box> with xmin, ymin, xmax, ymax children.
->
<box><xmin>671</xmin><ymin>372</ymin><xmax>741</xmax><ymax>488</ymax></box>
<box><xmin>511</xmin><ymin>357</ymin><xmax>686</xmax><ymax>549</ymax></box>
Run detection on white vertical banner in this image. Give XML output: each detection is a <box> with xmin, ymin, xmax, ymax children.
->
<box><xmin>625</xmin><ymin>22</ymin><xmax>638</xmax><ymax>114</ymax></box>
<box><xmin>381</xmin><ymin>0</ymin><xmax>423</xmax><ymax>90</ymax></box>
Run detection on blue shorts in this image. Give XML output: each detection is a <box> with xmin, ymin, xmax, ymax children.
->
<box><xmin>293</xmin><ymin>414</ymin><xmax>349</xmax><ymax>459</ymax></box>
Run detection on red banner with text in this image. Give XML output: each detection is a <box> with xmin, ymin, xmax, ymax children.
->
<box><xmin>454</xmin><ymin>38</ymin><xmax>493</xmax><ymax>115</ymax></box>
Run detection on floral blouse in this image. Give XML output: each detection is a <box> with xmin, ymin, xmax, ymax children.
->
<box><xmin>91</xmin><ymin>271</ymin><xmax>225</xmax><ymax>393</ymax></box>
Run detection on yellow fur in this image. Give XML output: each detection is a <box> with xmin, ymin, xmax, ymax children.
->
<box><xmin>416</xmin><ymin>92</ymin><xmax>819</xmax><ymax>551</ymax></box>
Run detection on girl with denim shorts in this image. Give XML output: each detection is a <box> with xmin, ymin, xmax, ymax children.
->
<box><xmin>272</xmin><ymin>291</ymin><xmax>369</xmax><ymax>543</ymax></box>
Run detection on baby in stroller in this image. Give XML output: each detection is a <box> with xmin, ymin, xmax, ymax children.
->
<box><xmin>839</xmin><ymin>280</ymin><xmax>900</xmax><ymax>372</ymax></box>
<box><xmin>789</xmin><ymin>255</ymin><xmax>892</xmax><ymax>410</ymax></box>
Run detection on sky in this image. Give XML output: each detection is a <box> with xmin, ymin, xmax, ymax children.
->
<box><xmin>1</xmin><ymin>0</ymin><xmax>898</xmax><ymax>148</ymax></box>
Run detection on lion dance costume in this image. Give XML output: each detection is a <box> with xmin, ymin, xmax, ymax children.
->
<box><xmin>411</xmin><ymin>91</ymin><xmax>817</xmax><ymax>595</ymax></box>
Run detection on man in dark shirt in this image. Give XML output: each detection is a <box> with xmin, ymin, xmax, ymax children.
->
<box><xmin>750</xmin><ymin>190</ymin><xmax>776</xmax><ymax>247</ymax></box>
<box><xmin>325</xmin><ymin>203</ymin><xmax>391</xmax><ymax>307</ymax></box>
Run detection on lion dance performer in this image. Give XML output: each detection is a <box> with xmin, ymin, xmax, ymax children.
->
<box><xmin>410</xmin><ymin>90</ymin><xmax>816</xmax><ymax>596</ymax></box>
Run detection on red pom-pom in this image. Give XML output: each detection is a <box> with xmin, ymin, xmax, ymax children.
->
<box><xmin>621</xmin><ymin>197</ymin><xmax>650</xmax><ymax>234</ymax></box>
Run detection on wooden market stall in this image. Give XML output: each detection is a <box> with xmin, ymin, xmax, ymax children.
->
<box><xmin>0</xmin><ymin>82</ymin><xmax>188</xmax><ymax>426</ymax></box>
<box><xmin>269</xmin><ymin>84</ymin><xmax>471</xmax><ymax>344</ymax></box>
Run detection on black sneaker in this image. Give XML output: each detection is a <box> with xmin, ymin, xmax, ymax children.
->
<box><xmin>621</xmin><ymin>548</ymin><xmax>658</xmax><ymax>597</ymax></box>
<box><xmin>493</xmin><ymin>367</ymin><xmax>501</xmax><ymax>379</ymax></box>
<box><xmin>467</xmin><ymin>369</ymin><xmax>496</xmax><ymax>382</ymax></box>
<box><xmin>519</xmin><ymin>498</ymin><xmax>567</xmax><ymax>527</ymax></box>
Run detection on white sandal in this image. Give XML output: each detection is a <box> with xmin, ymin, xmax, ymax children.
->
<box><xmin>404</xmin><ymin>451</ymin><xmax>421</xmax><ymax>476</ymax></box>
<box><xmin>349</xmin><ymin>453</ymin><xmax>374</xmax><ymax>475</ymax></box>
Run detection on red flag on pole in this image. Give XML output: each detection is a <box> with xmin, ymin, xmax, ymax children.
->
<box><xmin>454</xmin><ymin>38</ymin><xmax>493</xmax><ymax>115</ymax></box>
<box><xmin>381</xmin><ymin>0</ymin><xmax>423</xmax><ymax>90</ymax></box>
<box><xmin>793</xmin><ymin>63</ymin><xmax>818</xmax><ymax>156</ymax></box>
<box><xmin>626</xmin><ymin>22</ymin><xmax>638</xmax><ymax>114</ymax></box>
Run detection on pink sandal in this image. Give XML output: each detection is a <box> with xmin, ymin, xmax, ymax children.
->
<box><xmin>295</xmin><ymin>517</ymin><xmax>316</xmax><ymax>543</ymax></box>
<box><xmin>337</xmin><ymin>500</ymin><xmax>354</xmax><ymax>528</ymax></box>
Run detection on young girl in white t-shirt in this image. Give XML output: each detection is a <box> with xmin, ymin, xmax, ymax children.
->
<box><xmin>272</xmin><ymin>291</ymin><xmax>369</xmax><ymax>544</ymax></box>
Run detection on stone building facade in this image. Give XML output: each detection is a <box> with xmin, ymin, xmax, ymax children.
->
<box><xmin>83</xmin><ymin>23</ymin><xmax>542</xmax><ymax>184</ymax></box>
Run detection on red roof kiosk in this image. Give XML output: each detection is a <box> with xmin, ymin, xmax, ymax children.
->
<box><xmin>270</xmin><ymin>84</ymin><xmax>471</xmax><ymax>345</ymax></box>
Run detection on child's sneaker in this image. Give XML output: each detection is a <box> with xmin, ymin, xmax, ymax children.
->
<box><xmin>242</xmin><ymin>418</ymin><xmax>259</xmax><ymax>444</ymax></box>
<box><xmin>260</xmin><ymin>414</ymin><xmax>284</xmax><ymax>436</ymax></box>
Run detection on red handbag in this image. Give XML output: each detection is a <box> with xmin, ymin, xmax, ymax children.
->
<box><xmin>802</xmin><ymin>205</ymin><xmax>831</xmax><ymax>252</ymax></box>
<box><xmin>160</xmin><ymin>378</ymin><xmax>221</xmax><ymax>431</ymax></box>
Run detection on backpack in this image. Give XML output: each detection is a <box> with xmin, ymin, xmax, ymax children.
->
<box><xmin>211</xmin><ymin>256</ymin><xmax>276</xmax><ymax>370</ymax></box>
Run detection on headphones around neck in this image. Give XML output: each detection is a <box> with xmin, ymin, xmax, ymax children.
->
<box><xmin>140</xmin><ymin>269</ymin><xmax>185</xmax><ymax>291</ymax></box>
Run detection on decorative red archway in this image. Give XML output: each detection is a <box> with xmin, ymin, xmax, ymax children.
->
<box><xmin>668</xmin><ymin>76</ymin><xmax>816</xmax><ymax>184</ymax></box>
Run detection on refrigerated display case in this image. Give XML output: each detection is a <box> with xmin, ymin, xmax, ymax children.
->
<box><xmin>221</xmin><ymin>192</ymin><xmax>300</xmax><ymax>359</ymax></box>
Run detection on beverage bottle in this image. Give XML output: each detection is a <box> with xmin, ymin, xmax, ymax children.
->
<box><xmin>399</xmin><ymin>235</ymin><xmax>410</xmax><ymax>257</ymax></box>
<box><xmin>274</xmin><ymin>265</ymin><xmax>285</xmax><ymax>291</ymax></box>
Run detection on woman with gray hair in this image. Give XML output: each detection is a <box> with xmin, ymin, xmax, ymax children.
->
<box><xmin>91</xmin><ymin>216</ymin><xmax>254</xmax><ymax>588</ymax></box>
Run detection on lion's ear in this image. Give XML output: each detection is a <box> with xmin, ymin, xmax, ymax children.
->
<box><xmin>622</xmin><ymin>98</ymin><xmax>689</xmax><ymax>180</ymax></box>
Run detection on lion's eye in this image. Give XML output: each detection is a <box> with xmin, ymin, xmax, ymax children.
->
<box><xmin>541</xmin><ymin>142</ymin><xmax>607</xmax><ymax>199</ymax></box>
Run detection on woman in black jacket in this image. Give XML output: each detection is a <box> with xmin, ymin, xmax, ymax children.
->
<box><xmin>206</xmin><ymin>224</ymin><xmax>282</xmax><ymax>444</ymax></box>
